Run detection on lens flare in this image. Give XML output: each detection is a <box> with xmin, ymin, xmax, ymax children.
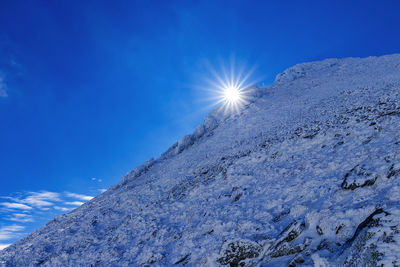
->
<box><xmin>195</xmin><ymin>59</ymin><xmax>260</xmax><ymax>116</ymax></box>
<box><xmin>223</xmin><ymin>85</ymin><xmax>241</xmax><ymax>104</ymax></box>
<box><xmin>208</xmin><ymin>63</ymin><xmax>256</xmax><ymax>115</ymax></box>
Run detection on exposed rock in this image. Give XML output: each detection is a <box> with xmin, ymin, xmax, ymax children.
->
<box><xmin>342</xmin><ymin>208</ymin><xmax>400</xmax><ymax>266</ymax></box>
<box><xmin>345</xmin><ymin>208</ymin><xmax>389</xmax><ymax>245</ymax></box>
<box><xmin>268</xmin><ymin>237</ymin><xmax>311</xmax><ymax>258</ymax></box>
<box><xmin>217</xmin><ymin>240</ymin><xmax>262</xmax><ymax>266</ymax></box>
<box><xmin>267</xmin><ymin>220</ymin><xmax>308</xmax><ymax>258</ymax></box>
<box><xmin>341</xmin><ymin>164</ymin><xmax>378</xmax><ymax>190</ymax></box>
<box><xmin>387</xmin><ymin>163</ymin><xmax>400</xmax><ymax>179</ymax></box>
<box><xmin>317</xmin><ymin>239</ymin><xmax>335</xmax><ymax>253</ymax></box>
<box><xmin>174</xmin><ymin>254</ymin><xmax>190</xmax><ymax>265</ymax></box>
<box><xmin>316</xmin><ymin>225</ymin><xmax>324</xmax><ymax>236</ymax></box>
<box><xmin>288</xmin><ymin>255</ymin><xmax>305</xmax><ymax>267</ymax></box>
<box><xmin>294</xmin><ymin>123</ymin><xmax>321</xmax><ymax>139</ymax></box>
<box><xmin>272</xmin><ymin>209</ymin><xmax>291</xmax><ymax>223</ymax></box>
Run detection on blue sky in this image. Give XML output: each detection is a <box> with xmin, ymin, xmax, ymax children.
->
<box><xmin>1</xmin><ymin>0</ymin><xmax>400</xmax><ymax>249</ymax></box>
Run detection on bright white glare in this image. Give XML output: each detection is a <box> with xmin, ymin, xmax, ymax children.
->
<box><xmin>206</xmin><ymin>62</ymin><xmax>256</xmax><ymax>115</ymax></box>
<box><xmin>195</xmin><ymin>59</ymin><xmax>259</xmax><ymax>116</ymax></box>
<box><xmin>223</xmin><ymin>85</ymin><xmax>241</xmax><ymax>104</ymax></box>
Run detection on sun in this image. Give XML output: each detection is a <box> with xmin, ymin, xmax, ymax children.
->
<box><xmin>223</xmin><ymin>85</ymin><xmax>242</xmax><ymax>104</ymax></box>
<box><xmin>200</xmin><ymin>60</ymin><xmax>257</xmax><ymax>115</ymax></box>
<box><xmin>213</xmin><ymin>80</ymin><xmax>251</xmax><ymax>115</ymax></box>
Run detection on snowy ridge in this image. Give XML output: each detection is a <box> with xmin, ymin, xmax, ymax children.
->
<box><xmin>1</xmin><ymin>54</ymin><xmax>400</xmax><ymax>266</ymax></box>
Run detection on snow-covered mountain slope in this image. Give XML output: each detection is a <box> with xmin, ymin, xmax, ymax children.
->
<box><xmin>1</xmin><ymin>54</ymin><xmax>400</xmax><ymax>267</ymax></box>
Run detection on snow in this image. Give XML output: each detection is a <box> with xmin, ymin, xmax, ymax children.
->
<box><xmin>0</xmin><ymin>245</ymin><xmax>9</xmax><ymax>251</ymax></box>
<box><xmin>1</xmin><ymin>54</ymin><xmax>400</xmax><ymax>266</ymax></box>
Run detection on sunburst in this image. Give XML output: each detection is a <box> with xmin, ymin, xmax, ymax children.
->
<box><xmin>207</xmin><ymin>62</ymin><xmax>255</xmax><ymax>115</ymax></box>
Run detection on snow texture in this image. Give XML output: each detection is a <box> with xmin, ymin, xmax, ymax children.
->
<box><xmin>1</xmin><ymin>54</ymin><xmax>400</xmax><ymax>266</ymax></box>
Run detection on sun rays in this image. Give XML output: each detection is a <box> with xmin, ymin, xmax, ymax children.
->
<box><xmin>202</xmin><ymin>60</ymin><xmax>258</xmax><ymax>115</ymax></box>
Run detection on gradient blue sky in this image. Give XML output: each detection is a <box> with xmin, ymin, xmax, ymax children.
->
<box><xmin>1</xmin><ymin>0</ymin><xmax>400</xmax><ymax>248</ymax></box>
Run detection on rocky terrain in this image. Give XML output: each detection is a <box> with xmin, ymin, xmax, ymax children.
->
<box><xmin>1</xmin><ymin>54</ymin><xmax>400</xmax><ymax>266</ymax></box>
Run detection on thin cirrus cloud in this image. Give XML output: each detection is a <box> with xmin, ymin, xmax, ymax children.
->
<box><xmin>0</xmin><ymin>202</ymin><xmax>32</xmax><ymax>210</ymax></box>
<box><xmin>7</xmin><ymin>213</ymin><xmax>33</xmax><ymax>223</ymax></box>
<box><xmin>0</xmin><ymin>225</ymin><xmax>24</xmax><ymax>251</ymax></box>
<box><xmin>65</xmin><ymin>201</ymin><xmax>85</xmax><ymax>206</ymax></box>
<box><xmin>91</xmin><ymin>177</ymin><xmax>103</xmax><ymax>182</ymax></box>
<box><xmin>0</xmin><ymin>225</ymin><xmax>25</xmax><ymax>241</ymax></box>
<box><xmin>65</xmin><ymin>192</ymin><xmax>93</xmax><ymax>201</ymax></box>
<box><xmin>21</xmin><ymin>191</ymin><xmax>61</xmax><ymax>209</ymax></box>
<box><xmin>53</xmin><ymin>206</ymin><xmax>71</xmax><ymax>212</ymax></box>
<box><xmin>0</xmin><ymin>189</ymin><xmax>98</xmax><ymax>249</ymax></box>
<box><xmin>1</xmin><ymin>191</ymin><xmax>61</xmax><ymax>210</ymax></box>
<box><xmin>0</xmin><ymin>190</ymin><xmax>95</xmax><ymax>214</ymax></box>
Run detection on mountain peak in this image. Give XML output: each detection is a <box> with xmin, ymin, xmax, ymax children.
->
<box><xmin>2</xmin><ymin>54</ymin><xmax>400</xmax><ymax>266</ymax></box>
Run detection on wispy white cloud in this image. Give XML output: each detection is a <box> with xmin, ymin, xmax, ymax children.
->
<box><xmin>65</xmin><ymin>192</ymin><xmax>93</xmax><ymax>201</ymax></box>
<box><xmin>53</xmin><ymin>206</ymin><xmax>71</xmax><ymax>212</ymax></box>
<box><xmin>2</xmin><ymin>191</ymin><xmax>61</xmax><ymax>210</ymax></box>
<box><xmin>7</xmin><ymin>213</ymin><xmax>33</xmax><ymax>223</ymax></box>
<box><xmin>0</xmin><ymin>76</ymin><xmax>7</xmax><ymax>98</ymax></box>
<box><xmin>0</xmin><ymin>188</ymin><xmax>101</xmax><ymax>243</ymax></box>
<box><xmin>22</xmin><ymin>191</ymin><xmax>61</xmax><ymax>208</ymax></box>
<box><xmin>0</xmin><ymin>243</ymin><xmax>10</xmax><ymax>250</ymax></box>
<box><xmin>0</xmin><ymin>225</ymin><xmax>24</xmax><ymax>241</ymax></box>
<box><xmin>0</xmin><ymin>202</ymin><xmax>32</xmax><ymax>210</ymax></box>
<box><xmin>65</xmin><ymin>201</ymin><xmax>84</xmax><ymax>206</ymax></box>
